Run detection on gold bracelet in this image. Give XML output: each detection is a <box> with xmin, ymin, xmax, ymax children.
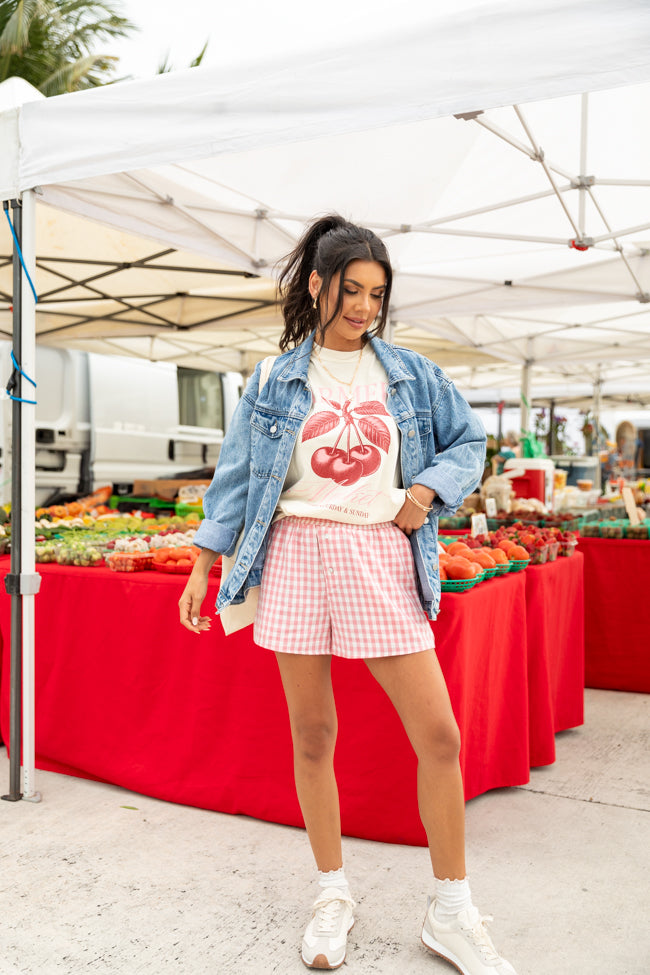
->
<box><xmin>406</xmin><ymin>487</ymin><xmax>434</xmax><ymax>512</ymax></box>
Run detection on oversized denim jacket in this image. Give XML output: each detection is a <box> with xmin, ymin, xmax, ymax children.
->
<box><xmin>194</xmin><ymin>333</ymin><xmax>486</xmax><ymax>620</ymax></box>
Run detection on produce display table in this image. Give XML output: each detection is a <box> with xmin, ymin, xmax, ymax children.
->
<box><xmin>577</xmin><ymin>537</ymin><xmax>650</xmax><ymax>693</ymax></box>
<box><xmin>524</xmin><ymin>554</ymin><xmax>585</xmax><ymax>766</ymax></box>
<box><xmin>0</xmin><ymin>555</ymin><xmax>583</xmax><ymax>845</ymax></box>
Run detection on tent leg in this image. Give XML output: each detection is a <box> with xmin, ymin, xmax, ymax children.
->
<box><xmin>2</xmin><ymin>199</ymin><xmax>23</xmax><ymax>803</ymax></box>
<box><xmin>593</xmin><ymin>369</ymin><xmax>603</xmax><ymax>494</ymax></box>
<box><xmin>20</xmin><ymin>189</ymin><xmax>40</xmax><ymax>802</ymax></box>
<box><xmin>386</xmin><ymin>313</ymin><xmax>395</xmax><ymax>345</ymax></box>
<box><xmin>520</xmin><ymin>359</ymin><xmax>531</xmax><ymax>434</ymax></box>
<box><xmin>1</xmin><ymin>192</ymin><xmax>41</xmax><ymax>804</ymax></box>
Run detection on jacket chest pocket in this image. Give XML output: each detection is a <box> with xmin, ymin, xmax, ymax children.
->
<box><xmin>250</xmin><ymin>410</ymin><xmax>284</xmax><ymax>477</ymax></box>
<box><xmin>404</xmin><ymin>416</ymin><xmax>432</xmax><ymax>458</ymax></box>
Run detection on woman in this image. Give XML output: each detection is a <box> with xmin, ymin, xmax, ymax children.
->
<box><xmin>179</xmin><ymin>215</ymin><xmax>518</xmax><ymax>975</ymax></box>
<box><xmin>492</xmin><ymin>431</ymin><xmax>520</xmax><ymax>476</ymax></box>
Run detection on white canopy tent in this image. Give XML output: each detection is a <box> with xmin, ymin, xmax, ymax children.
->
<box><xmin>2</xmin><ymin>0</ymin><xmax>650</xmax><ymax>800</ymax></box>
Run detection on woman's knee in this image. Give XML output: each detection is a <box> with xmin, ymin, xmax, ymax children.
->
<box><xmin>291</xmin><ymin>718</ymin><xmax>337</xmax><ymax>764</ymax></box>
<box><xmin>420</xmin><ymin>716</ymin><xmax>461</xmax><ymax>766</ymax></box>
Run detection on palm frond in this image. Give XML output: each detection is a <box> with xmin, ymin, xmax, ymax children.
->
<box><xmin>57</xmin><ymin>16</ymin><xmax>137</xmax><ymax>59</ymax></box>
<box><xmin>40</xmin><ymin>50</ymin><xmax>115</xmax><ymax>94</ymax></box>
<box><xmin>157</xmin><ymin>39</ymin><xmax>210</xmax><ymax>75</ymax></box>
<box><xmin>0</xmin><ymin>0</ymin><xmax>136</xmax><ymax>94</ymax></box>
<box><xmin>189</xmin><ymin>40</ymin><xmax>208</xmax><ymax>68</ymax></box>
<box><xmin>156</xmin><ymin>49</ymin><xmax>173</xmax><ymax>74</ymax></box>
<box><xmin>0</xmin><ymin>0</ymin><xmax>45</xmax><ymax>55</ymax></box>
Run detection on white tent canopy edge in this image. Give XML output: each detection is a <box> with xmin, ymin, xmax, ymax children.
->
<box><xmin>2</xmin><ymin>0</ymin><xmax>650</xmax><ymax>197</ymax></box>
<box><xmin>2</xmin><ymin>1</ymin><xmax>650</xmax><ymax>801</ymax></box>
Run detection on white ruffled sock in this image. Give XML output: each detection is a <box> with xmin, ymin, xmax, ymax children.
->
<box><xmin>433</xmin><ymin>876</ymin><xmax>473</xmax><ymax>920</ymax></box>
<box><xmin>318</xmin><ymin>867</ymin><xmax>350</xmax><ymax>897</ymax></box>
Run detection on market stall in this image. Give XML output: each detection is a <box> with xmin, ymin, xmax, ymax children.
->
<box><xmin>0</xmin><ymin>549</ymin><xmax>584</xmax><ymax>844</ymax></box>
<box><xmin>524</xmin><ymin>558</ymin><xmax>585</xmax><ymax>766</ymax></box>
<box><xmin>578</xmin><ymin>537</ymin><xmax>650</xmax><ymax>693</ymax></box>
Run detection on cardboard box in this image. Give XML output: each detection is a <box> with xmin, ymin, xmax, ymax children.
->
<box><xmin>132</xmin><ymin>479</ymin><xmax>212</xmax><ymax>502</ymax></box>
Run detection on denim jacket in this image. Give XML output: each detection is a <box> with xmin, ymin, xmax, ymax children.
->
<box><xmin>194</xmin><ymin>333</ymin><xmax>486</xmax><ymax>620</ymax></box>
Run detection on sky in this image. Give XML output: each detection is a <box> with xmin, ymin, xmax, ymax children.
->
<box><xmin>101</xmin><ymin>0</ymin><xmax>434</xmax><ymax>79</ymax></box>
<box><xmin>100</xmin><ymin>0</ymin><xmax>500</xmax><ymax>79</ymax></box>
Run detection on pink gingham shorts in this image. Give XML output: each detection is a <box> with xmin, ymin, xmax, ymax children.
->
<box><xmin>253</xmin><ymin>517</ymin><xmax>434</xmax><ymax>657</ymax></box>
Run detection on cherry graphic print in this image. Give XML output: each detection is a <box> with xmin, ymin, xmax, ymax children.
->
<box><xmin>303</xmin><ymin>398</ymin><xmax>390</xmax><ymax>485</ymax></box>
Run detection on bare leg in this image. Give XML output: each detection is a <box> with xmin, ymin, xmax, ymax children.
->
<box><xmin>275</xmin><ymin>652</ymin><xmax>342</xmax><ymax>872</ymax></box>
<box><xmin>365</xmin><ymin>648</ymin><xmax>466</xmax><ymax>880</ymax></box>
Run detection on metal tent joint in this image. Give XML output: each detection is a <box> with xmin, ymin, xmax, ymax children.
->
<box><xmin>568</xmin><ymin>237</ymin><xmax>593</xmax><ymax>251</ymax></box>
<box><xmin>4</xmin><ymin>572</ymin><xmax>42</xmax><ymax>596</ymax></box>
<box><xmin>636</xmin><ymin>292</ymin><xmax>650</xmax><ymax>303</ymax></box>
<box><xmin>572</xmin><ymin>175</ymin><xmax>595</xmax><ymax>188</ymax></box>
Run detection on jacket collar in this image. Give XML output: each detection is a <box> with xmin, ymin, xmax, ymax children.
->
<box><xmin>369</xmin><ymin>337</ymin><xmax>416</xmax><ymax>383</ymax></box>
<box><xmin>278</xmin><ymin>332</ymin><xmax>415</xmax><ymax>384</ymax></box>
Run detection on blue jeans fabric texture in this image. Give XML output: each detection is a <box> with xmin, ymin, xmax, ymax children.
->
<box><xmin>193</xmin><ymin>332</ymin><xmax>486</xmax><ymax>620</ymax></box>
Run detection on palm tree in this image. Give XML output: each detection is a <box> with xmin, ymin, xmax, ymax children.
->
<box><xmin>157</xmin><ymin>40</ymin><xmax>209</xmax><ymax>75</ymax></box>
<box><xmin>0</xmin><ymin>0</ymin><xmax>135</xmax><ymax>95</ymax></box>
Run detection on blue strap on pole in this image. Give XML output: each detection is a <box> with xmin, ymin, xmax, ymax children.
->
<box><xmin>3</xmin><ymin>206</ymin><xmax>38</xmax><ymax>306</ymax></box>
<box><xmin>4</xmin><ymin>204</ymin><xmax>38</xmax><ymax>405</ymax></box>
<box><xmin>7</xmin><ymin>351</ymin><xmax>37</xmax><ymax>405</ymax></box>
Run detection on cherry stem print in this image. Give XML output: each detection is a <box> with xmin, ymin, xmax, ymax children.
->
<box><xmin>306</xmin><ymin>397</ymin><xmax>391</xmax><ymax>486</ymax></box>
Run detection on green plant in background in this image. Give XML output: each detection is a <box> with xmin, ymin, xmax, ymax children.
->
<box><xmin>534</xmin><ymin>408</ymin><xmax>577</xmax><ymax>455</ymax></box>
<box><xmin>0</xmin><ymin>1</ymin><xmax>210</xmax><ymax>95</ymax></box>
<box><xmin>579</xmin><ymin>411</ymin><xmax>609</xmax><ymax>455</ymax></box>
<box><xmin>533</xmin><ymin>409</ymin><xmax>547</xmax><ymax>442</ymax></box>
<box><xmin>0</xmin><ymin>0</ymin><xmax>135</xmax><ymax>94</ymax></box>
<box><xmin>553</xmin><ymin>414</ymin><xmax>575</xmax><ymax>456</ymax></box>
<box><xmin>157</xmin><ymin>40</ymin><xmax>208</xmax><ymax>74</ymax></box>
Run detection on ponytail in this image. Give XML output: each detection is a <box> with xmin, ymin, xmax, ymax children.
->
<box><xmin>277</xmin><ymin>213</ymin><xmax>393</xmax><ymax>351</ymax></box>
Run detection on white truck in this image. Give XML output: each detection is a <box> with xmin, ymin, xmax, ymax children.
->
<box><xmin>0</xmin><ymin>345</ymin><xmax>243</xmax><ymax>507</ymax></box>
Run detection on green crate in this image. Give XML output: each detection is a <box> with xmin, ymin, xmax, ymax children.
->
<box><xmin>438</xmin><ymin>516</ymin><xmax>470</xmax><ymax>530</ymax></box>
<box><xmin>598</xmin><ymin>519</ymin><xmax>626</xmax><ymax>538</ymax></box>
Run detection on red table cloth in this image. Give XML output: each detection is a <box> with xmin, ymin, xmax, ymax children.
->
<box><xmin>577</xmin><ymin>537</ymin><xmax>650</xmax><ymax>693</ymax></box>
<box><xmin>524</xmin><ymin>554</ymin><xmax>585</xmax><ymax>767</ymax></box>
<box><xmin>0</xmin><ymin>560</ymin><xmax>539</xmax><ymax>846</ymax></box>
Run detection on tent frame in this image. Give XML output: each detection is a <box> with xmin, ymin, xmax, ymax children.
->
<box><xmin>1</xmin><ymin>191</ymin><xmax>40</xmax><ymax>804</ymax></box>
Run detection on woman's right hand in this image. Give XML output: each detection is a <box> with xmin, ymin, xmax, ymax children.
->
<box><xmin>178</xmin><ymin>548</ymin><xmax>218</xmax><ymax>634</ymax></box>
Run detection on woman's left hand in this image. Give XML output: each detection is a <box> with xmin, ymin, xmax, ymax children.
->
<box><xmin>393</xmin><ymin>484</ymin><xmax>435</xmax><ymax>535</ymax></box>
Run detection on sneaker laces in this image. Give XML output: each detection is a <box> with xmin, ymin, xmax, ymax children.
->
<box><xmin>311</xmin><ymin>889</ymin><xmax>355</xmax><ymax>936</ymax></box>
<box><xmin>461</xmin><ymin>910</ymin><xmax>501</xmax><ymax>964</ymax></box>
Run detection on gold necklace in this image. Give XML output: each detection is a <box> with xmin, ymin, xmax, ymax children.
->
<box><xmin>312</xmin><ymin>344</ymin><xmax>364</xmax><ymax>390</ymax></box>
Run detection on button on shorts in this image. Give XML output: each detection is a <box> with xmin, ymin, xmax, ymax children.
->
<box><xmin>253</xmin><ymin>517</ymin><xmax>434</xmax><ymax>657</ymax></box>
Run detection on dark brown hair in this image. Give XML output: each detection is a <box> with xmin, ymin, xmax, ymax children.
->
<box><xmin>277</xmin><ymin>214</ymin><xmax>392</xmax><ymax>351</ymax></box>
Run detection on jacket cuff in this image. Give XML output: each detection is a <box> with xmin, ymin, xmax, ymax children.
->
<box><xmin>413</xmin><ymin>468</ymin><xmax>465</xmax><ymax>514</ymax></box>
<box><xmin>192</xmin><ymin>519</ymin><xmax>238</xmax><ymax>556</ymax></box>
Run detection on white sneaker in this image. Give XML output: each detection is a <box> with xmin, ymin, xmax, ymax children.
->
<box><xmin>421</xmin><ymin>897</ymin><xmax>518</xmax><ymax>975</ymax></box>
<box><xmin>301</xmin><ymin>888</ymin><xmax>356</xmax><ymax>970</ymax></box>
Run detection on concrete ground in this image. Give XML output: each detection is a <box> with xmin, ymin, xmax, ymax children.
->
<box><xmin>0</xmin><ymin>688</ymin><xmax>648</xmax><ymax>975</ymax></box>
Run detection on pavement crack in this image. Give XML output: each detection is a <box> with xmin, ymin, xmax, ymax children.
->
<box><xmin>515</xmin><ymin>786</ymin><xmax>649</xmax><ymax>813</ymax></box>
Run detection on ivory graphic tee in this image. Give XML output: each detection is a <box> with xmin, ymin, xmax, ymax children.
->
<box><xmin>277</xmin><ymin>345</ymin><xmax>406</xmax><ymax>524</ymax></box>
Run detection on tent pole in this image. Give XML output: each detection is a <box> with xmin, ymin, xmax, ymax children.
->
<box><xmin>20</xmin><ymin>189</ymin><xmax>40</xmax><ymax>802</ymax></box>
<box><xmin>2</xmin><ymin>199</ymin><xmax>23</xmax><ymax>802</ymax></box>
<box><xmin>548</xmin><ymin>398</ymin><xmax>556</xmax><ymax>454</ymax></box>
<box><xmin>520</xmin><ymin>358</ymin><xmax>531</xmax><ymax>435</ymax></box>
<box><xmin>578</xmin><ymin>93</ymin><xmax>589</xmax><ymax>238</ymax></box>
<box><xmin>593</xmin><ymin>367</ymin><xmax>603</xmax><ymax>493</ymax></box>
<box><xmin>386</xmin><ymin>309</ymin><xmax>395</xmax><ymax>345</ymax></box>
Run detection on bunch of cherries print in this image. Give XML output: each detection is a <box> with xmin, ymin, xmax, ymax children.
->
<box><xmin>304</xmin><ymin>398</ymin><xmax>390</xmax><ymax>486</ymax></box>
